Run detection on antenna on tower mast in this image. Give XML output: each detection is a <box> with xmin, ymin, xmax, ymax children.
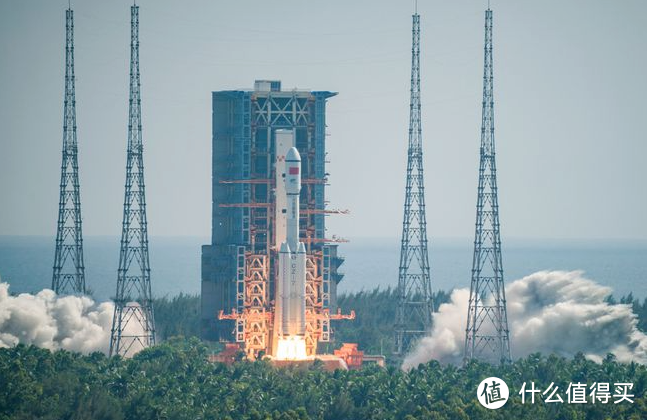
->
<box><xmin>464</xmin><ymin>7</ymin><xmax>511</xmax><ymax>365</ymax></box>
<box><xmin>109</xmin><ymin>3</ymin><xmax>156</xmax><ymax>357</ymax></box>
<box><xmin>52</xmin><ymin>4</ymin><xmax>85</xmax><ymax>296</ymax></box>
<box><xmin>394</xmin><ymin>8</ymin><xmax>434</xmax><ymax>357</ymax></box>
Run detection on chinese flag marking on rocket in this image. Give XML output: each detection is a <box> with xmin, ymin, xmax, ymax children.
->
<box><xmin>289</xmin><ymin>167</ymin><xmax>299</xmax><ymax>175</ymax></box>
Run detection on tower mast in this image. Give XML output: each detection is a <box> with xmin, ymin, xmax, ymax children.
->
<box><xmin>110</xmin><ymin>4</ymin><xmax>156</xmax><ymax>357</ymax></box>
<box><xmin>394</xmin><ymin>10</ymin><xmax>434</xmax><ymax>356</ymax></box>
<box><xmin>464</xmin><ymin>7</ymin><xmax>511</xmax><ymax>364</ymax></box>
<box><xmin>52</xmin><ymin>5</ymin><xmax>85</xmax><ymax>295</ymax></box>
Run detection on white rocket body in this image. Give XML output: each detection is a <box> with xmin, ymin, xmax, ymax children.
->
<box><xmin>275</xmin><ymin>146</ymin><xmax>306</xmax><ymax>338</ymax></box>
<box><xmin>274</xmin><ymin>130</ymin><xmax>294</xmax><ymax>249</ymax></box>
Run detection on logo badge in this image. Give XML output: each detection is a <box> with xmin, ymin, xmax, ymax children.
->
<box><xmin>477</xmin><ymin>377</ymin><xmax>509</xmax><ymax>409</ymax></box>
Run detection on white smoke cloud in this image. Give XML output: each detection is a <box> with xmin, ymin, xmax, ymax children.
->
<box><xmin>403</xmin><ymin>270</ymin><xmax>647</xmax><ymax>369</ymax></box>
<box><xmin>0</xmin><ymin>281</ymin><xmax>119</xmax><ymax>355</ymax></box>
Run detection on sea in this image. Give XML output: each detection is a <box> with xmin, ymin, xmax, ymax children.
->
<box><xmin>0</xmin><ymin>236</ymin><xmax>646</xmax><ymax>301</ymax></box>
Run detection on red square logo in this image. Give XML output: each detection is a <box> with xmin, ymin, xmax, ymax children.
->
<box><xmin>289</xmin><ymin>167</ymin><xmax>299</xmax><ymax>175</ymax></box>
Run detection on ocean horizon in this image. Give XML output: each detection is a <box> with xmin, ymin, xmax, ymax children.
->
<box><xmin>0</xmin><ymin>235</ymin><xmax>645</xmax><ymax>302</ymax></box>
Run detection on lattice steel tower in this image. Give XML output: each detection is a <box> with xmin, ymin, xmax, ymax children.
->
<box><xmin>110</xmin><ymin>4</ymin><xmax>156</xmax><ymax>357</ymax></box>
<box><xmin>52</xmin><ymin>6</ymin><xmax>85</xmax><ymax>296</ymax></box>
<box><xmin>394</xmin><ymin>10</ymin><xmax>434</xmax><ymax>356</ymax></box>
<box><xmin>464</xmin><ymin>8</ymin><xmax>511</xmax><ymax>364</ymax></box>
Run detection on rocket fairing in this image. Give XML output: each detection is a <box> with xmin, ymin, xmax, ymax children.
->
<box><xmin>275</xmin><ymin>147</ymin><xmax>307</xmax><ymax>338</ymax></box>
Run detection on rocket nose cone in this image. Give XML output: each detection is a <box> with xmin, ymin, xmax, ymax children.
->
<box><xmin>286</xmin><ymin>147</ymin><xmax>301</xmax><ymax>162</ymax></box>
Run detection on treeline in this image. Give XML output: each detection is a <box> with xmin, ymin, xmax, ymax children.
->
<box><xmin>608</xmin><ymin>294</ymin><xmax>647</xmax><ymax>332</ymax></box>
<box><xmin>154</xmin><ymin>288</ymin><xmax>647</xmax><ymax>354</ymax></box>
<box><xmin>1</xmin><ymin>339</ymin><xmax>645</xmax><ymax>419</ymax></box>
<box><xmin>152</xmin><ymin>288</ymin><xmax>452</xmax><ymax>354</ymax></box>
<box><xmin>332</xmin><ymin>288</ymin><xmax>451</xmax><ymax>355</ymax></box>
<box><xmin>153</xmin><ymin>293</ymin><xmax>200</xmax><ymax>341</ymax></box>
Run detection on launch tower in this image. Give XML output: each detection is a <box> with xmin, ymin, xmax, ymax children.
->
<box><xmin>394</xmin><ymin>10</ymin><xmax>434</xmax><ymax>356</ymax></box>
<box><xmin>464</xmin><ymin>8</ymin><xmax>512</xmax><ymax>364</ymax></box>
<box><xmin>203</xmin><ymin>81</ymin><xmax>351</xmax><ymax>359</ymax></box>
<box><xmin>52</xmin><ymin>5</ymin><xmax>86</xmax><ymax>296</ymax></box>
<box><xmin>109</xmin><ymin>4</ymin><xmax>156</xmax><ymax>357</ymax></box>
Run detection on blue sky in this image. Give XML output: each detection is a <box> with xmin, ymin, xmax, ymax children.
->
<box><xmin>0</xmin><ymin>0</ymin><xmax>645</xmax><ymax>240</ymax></box>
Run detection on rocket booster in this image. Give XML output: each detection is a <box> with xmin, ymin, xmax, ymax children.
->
<box><xmin>276</xmin><ymin>147</ymin><xmax>306</xmax><ymax>337</ymax></box>
<box><xmin>285</xmin><ymin>147</ymin><xmax>301</xmax><ymax>251</ymax></box>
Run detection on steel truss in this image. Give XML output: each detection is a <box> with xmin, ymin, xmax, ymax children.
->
<box><xmin>464</xmin><ymin>8</ymin><xmax>511</xmax><ymax>365</ymax></box>
<box><xmin>394</xmin><ymin>11</ymin><xmax>434</xmax><ymax>356</ymax></box>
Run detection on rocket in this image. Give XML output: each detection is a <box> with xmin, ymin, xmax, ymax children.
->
<box><xmin>275</xmin><ymin>147</ymin><xmax>306</xmax><ymax>338</ymax></box>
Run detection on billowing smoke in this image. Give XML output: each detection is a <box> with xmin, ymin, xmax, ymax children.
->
<box><xmin>403</xmin><ymin>270</ymin><xmax>647</xmax><ymax>369</ymax></box>
<box><xmin>0</xmin><ymin>281</ymin><xmax>114</xmax><ymax>354</ymax></box>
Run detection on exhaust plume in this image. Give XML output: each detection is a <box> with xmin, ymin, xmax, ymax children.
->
<box><xmin>403</xmin><ymin>270</ymin><xmax>647</xmax><ymax>369</ymax></box>
<box><xmin>0</xmin><ymin>280</ymin><xmax>142</xmax><ymax>355</ymax></box>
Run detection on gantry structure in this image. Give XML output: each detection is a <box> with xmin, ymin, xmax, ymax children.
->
<box><xmin>110</xmin><ymin>4</ymin><xmax>156</xmax><ymax>357</ymax></box>
<box><xmin>464</xmin><ymin>8</ymin><xmax>512</xmax><ymax>365</ymax></box>
<box><xmin>52</xmin><ymin>5</ymin><xmax>86</xmax><ymax>296</ymax></box>
<box><xmin>203</xmin><ymin>81</ymin><xmax>352</xmax><ymax>359</ymax></box>
<box><xmin>394</xmin><ymin>10</ymin><xmax>434</xmax><ymax>356</ymax></box>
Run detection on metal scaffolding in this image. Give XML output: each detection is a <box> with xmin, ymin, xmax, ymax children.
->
<box><xmin>52</xmin><ymin>6</ymin><xmax>86</xmax><ymax>296</ymax></box>
<box><xmin>208</xmin><ymin>82</ymin><xmax>352</xmax><ymax>359</ymax></box>
<box><xmin>394</xmin><ymin>11</ymin><xmax>434</xmax><ymax>356</ymax></box>
<box><xmin>464</xmin><ymin>8</ymin><xmax>512</xmax><ymax>365</ymax></box>
<box><xmin>110</xmin><ymin>5</ymin><xmax>156</xmax><ymax>357</ymax></box>
<box><xmin>220</xmin><ymin>250</ymin><xmax>354</xmax><ymax>359</ymax></box>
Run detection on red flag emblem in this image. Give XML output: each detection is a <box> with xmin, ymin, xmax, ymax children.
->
<box><xmin>289</xmin><ymin>167</ymin><xmax>299</xmax><ymax>175</ymax></box>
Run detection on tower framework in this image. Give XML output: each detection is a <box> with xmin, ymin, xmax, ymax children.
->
<box><xmin>464</xmin><ymin>8</ymin><xmax>511</xmax><ymax>364</ymax></box>
<box><xmin>206</xmin><ymin>84</ymin><xmax>353</xmax><ymax>360</ymax></box>
<box><xmin>110</xmin><ymin>5</ymin><xmax>155</xmax><ymax>357</ymax></box>
<box><xmin>52</xmin><ymin>7</ymin><xmax>85</xmax><ymax>296</ymax></box>
<box><xmin>394</xmin><ymin>12</ymin><xmax>434</xmax><ymax>356</ymax></box>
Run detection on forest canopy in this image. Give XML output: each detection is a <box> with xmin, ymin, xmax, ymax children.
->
<box><xmin>1</xmin><ymin>339</ymin><xmax>646</xmax><ymax>420</ymax></box>
<box><xmin>1</xmin><ymin>288</ymin><xmax>646</xmax><ymax>419</ymax></box>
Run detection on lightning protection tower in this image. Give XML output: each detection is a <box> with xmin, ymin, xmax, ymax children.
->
<box><xmin>464</xmin><ymin>8</ymin><xmax>511</xmax><ymax>365</ymax></box>
<box><xmin>394</xmin><ymin>9</ymin><xmax>434</xmax><ymax>356</ymax></box>
<box><xmin>52</xmin><ymin>6</ymin><xmax>86</xmax><ymax>295</ymax></box>
<box><xmin>110</xmin><ymin>4</ymin><xmax>156</xmax><ymax>357</ymax></box>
